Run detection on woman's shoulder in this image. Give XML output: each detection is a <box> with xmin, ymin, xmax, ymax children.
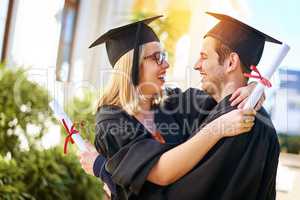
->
<box><xmin>95</xmin><ymin>105</ymin><xmax>134</xmax><ymax>156</ymax></box>
<box><xmin>96</xmin><ymin>105</ymin><xmax>129</xmax><ymax>124</ymax></box>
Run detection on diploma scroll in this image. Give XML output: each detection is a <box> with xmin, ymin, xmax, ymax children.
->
<box><xmin>244</xmin><ymin>43</ymin><xmax>290</xmax><ymax>109</ymax></box>
<box><xmin>49</xmin><ymin>100</ymin><xmax>87</xmax><ymax>152</ymax></box>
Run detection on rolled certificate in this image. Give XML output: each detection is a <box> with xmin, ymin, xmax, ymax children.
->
<box><xmin>243</xmin><ymin>43</ymin><xmax>290</xmax><ymax>109</ymax></box>
<box><xmin>49</xmin><ymin>99</ymin><xmax>87</xmax><ymax>152</ymax></box>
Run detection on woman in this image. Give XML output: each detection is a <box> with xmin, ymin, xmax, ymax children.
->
<box><xmin>87</xmin><ymin>16</ymin><xmax>260</xmax><ymax>199</ymax></box>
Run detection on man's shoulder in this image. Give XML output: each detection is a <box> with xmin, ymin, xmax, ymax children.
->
<box><xmin>255</xmin><ymin>107</ymin><xmax>279</xmax><ymax>142</ymax></box>
<box><xmin>256</xmin><ymin>107</ymin><xmax>275</xmax><ymax>129</ymax></box>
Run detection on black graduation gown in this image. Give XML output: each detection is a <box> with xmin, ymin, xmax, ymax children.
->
<box><xmin>165</xmin><ymin>94</ymin><xmax>280</xmax><ymax>200</ymax></box>
<box><xmin>94</xmin><ymin>88</ymin><xmax>217</xmax><ymax>200</ymax></box>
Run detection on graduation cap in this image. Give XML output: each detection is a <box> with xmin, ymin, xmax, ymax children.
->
<box><xmin>89</xmin><ymin>15</ymin><xmax>162</xmax><ymax>86</ymax></box>
<box><xmin>205</xmin><ymin>12</ymin><xmax>282</xmax><ymax>72</ymax></box>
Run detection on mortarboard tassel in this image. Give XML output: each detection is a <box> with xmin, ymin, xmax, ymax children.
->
<box><xmin>132</xmin><ymin>23</ymin><xmax>142</xmax><ymax>86</ymax></box>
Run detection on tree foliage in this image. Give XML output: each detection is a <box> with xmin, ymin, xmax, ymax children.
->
<box><xmin>0</xmin><ymin>65</ymin><xmax>103</xmax><ymax>199</ymax></box>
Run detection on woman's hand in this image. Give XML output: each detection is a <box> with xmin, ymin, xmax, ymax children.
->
<box><xmin>103</xmin><ymin>184</ymin><xmax>112</xmax><ymax>199</ymax></box>
<box><xmin>77</xmin><ymin>140</ymin><xmax>99</xmax><ymax>176</ymax></box>
<box><xmin>206</xmin><ymin>108</ymin><xmax>256</xmax><ymax>138</ymax></box>
<box><xmin>78</xmin><ymin>141</ymin><xmax>113</xmax><ymax>198</ymax></box>
<box><xmin>229</xmin><ymin>82</ymin><xmax>266</xmax><ymax>111</ymax></box>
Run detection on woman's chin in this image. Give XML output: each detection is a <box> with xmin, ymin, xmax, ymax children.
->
<box><xmin>158</xmin><ymin>78</ymin><xmax>165</xmax><ymax>86</ymax></box>
<box><xmin>143</xmin><ymin>80</ymin><xmax>164</xmax><ymax>94</ymax></box>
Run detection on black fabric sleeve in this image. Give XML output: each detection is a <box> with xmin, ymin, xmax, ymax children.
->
<box><xmin>93</xmin><ymin>155</ymin><xmax>117</xmax><ymax>194</ymax></box>
<box><xmin>107</xmin><ymin>138</ymin><xmax>172</xmax><ymax>194</ymax></box>
<box><xmin>95</xmin><ymin>117</ymin><xmax>174</xmax><ymax>195</ymax></box>
<box><xmin>93</xmin><ymin>155</ymin><xmax>105</xmax><ymax>177</ymax></box>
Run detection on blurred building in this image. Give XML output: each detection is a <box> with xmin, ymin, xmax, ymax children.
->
<box><xmin>271</xmin><ymin>69</ymin><xmax>300</xmax><ymax>199</ymax></box>
<box><xmin>272</xmin><ymin>69</ymin><xmax>300</xmax><ymax>135</ymax></box>
<box><xmin>0</xmin><ymin>0</ymin><xmax>134</xmax><ymax>103</ymax></box>
<box><xmin>0</xmin><ymin>0</ymin><xmax>250</xmax><ymax>101</ymax></box>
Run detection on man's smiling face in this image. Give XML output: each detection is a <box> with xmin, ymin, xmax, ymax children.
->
<box><xmin>194</xmin><ymin>36</ymin><xmax>226</xmax><ymax>95</ymax></box>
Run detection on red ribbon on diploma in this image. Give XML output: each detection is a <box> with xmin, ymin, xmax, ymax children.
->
<box><xmin>244</xmin><ymin>65</ymin><xmax>272</xmax><ymax>88</ymax></box>
<box><xmin>61</xmin><ymin>118</ymin><xmax>79</xmax><ymax>154</ymax></box>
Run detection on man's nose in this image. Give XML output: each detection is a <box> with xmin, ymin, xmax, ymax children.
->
<box><xmin>193</xmin><ymin>59</ymin><xmax>202</xmax><ymax>71</ymax></box>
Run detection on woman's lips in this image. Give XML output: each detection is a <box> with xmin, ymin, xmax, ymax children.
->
<box><xmin>158</xmin><ymin>72</ymin><xmax>166</xmax><ymax>82</ymax></box>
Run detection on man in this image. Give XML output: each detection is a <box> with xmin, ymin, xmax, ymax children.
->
<box><xmin>164</xmin><ymin>12</ymin><xmax>280</xmax><ymax>200</ymax></box>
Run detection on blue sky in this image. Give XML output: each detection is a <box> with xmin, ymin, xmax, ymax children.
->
<box><xmin>245</xmin><ymin>0</ymin><xmax>300</xmax><ymax>70</ymax></box>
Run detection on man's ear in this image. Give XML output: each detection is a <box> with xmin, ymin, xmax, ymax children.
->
<box><xmin>226</xmin><ymin>52</ymin><xmax>240</xmax><ymax>73</ymax></box>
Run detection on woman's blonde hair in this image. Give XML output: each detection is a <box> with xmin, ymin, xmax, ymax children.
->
<box><xmin>97</xmin><ymin>44</ymin><xmax>162</xmax><ymax>115</ymax></box>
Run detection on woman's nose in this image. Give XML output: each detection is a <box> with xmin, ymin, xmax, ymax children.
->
<box><xmin>162</xmin><ymin>60</ymin><xmax>170</xmax><ymax>69</ymax></box>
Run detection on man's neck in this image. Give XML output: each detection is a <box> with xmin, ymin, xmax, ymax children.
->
<box><xmin>213</xmin><ymin>81</ymin><xmax>246</xmax><ymax>103</ymax></box>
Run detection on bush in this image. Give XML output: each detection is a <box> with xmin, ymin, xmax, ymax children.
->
<box><xmin>66</xmin><ymin>90</ymin><xmax>97</xmax><ymax>144</ymax></box>
<box><xmin>0</xmin><ymin>155</ymin><xmax>31</xmax><ymax>199</ymax></box>
<box><xmin>0</xmin><ymin>64</ymin><xmax>52</xmax><ymax>156</ymax></box>
<box><xmin>278</xmin><ymin>133</ymin><xmax>300</xmax><ymax>154</ymax></box>
<box><xmin>0</xmin><ymin>65</ymin><xmax>103</xmax><ymax>199</ymax></box>
<box><xmin>0</xmin><ymin>148</ymin><xmax>103</xmax><ymax>200</ymax></box>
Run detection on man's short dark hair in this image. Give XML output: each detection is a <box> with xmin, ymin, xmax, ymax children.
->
<box><xmin>213</xmin><ymin>38</ymin><xmax>249</xmax><ymax>73</ymax></box>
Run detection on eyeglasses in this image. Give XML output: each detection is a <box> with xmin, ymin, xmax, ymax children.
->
<box><xmin>143</xmin><ymin>51</ymin><xmax>168</xmax><ymax>65</ymax></box>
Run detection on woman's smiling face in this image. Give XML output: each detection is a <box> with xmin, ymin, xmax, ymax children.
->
<box><xmin>138</xmin><ymin>41</ymin><xmax>169</xmax><ymax>97</ymax></box>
